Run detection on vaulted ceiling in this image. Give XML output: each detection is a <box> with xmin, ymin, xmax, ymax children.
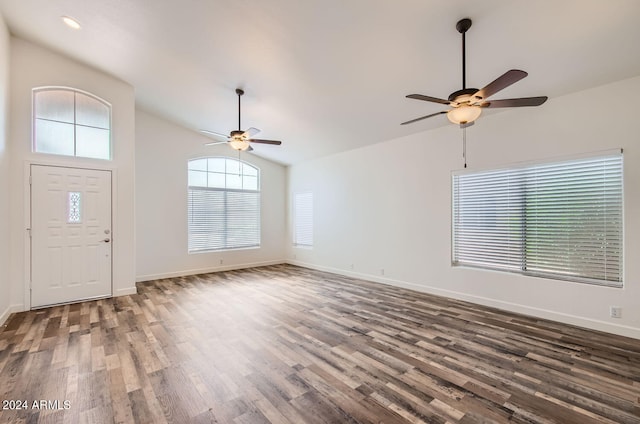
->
<box><xmin>1</xmin><ymin>0</ymin><xmax>639</xmax><ymax>164</ymax></box>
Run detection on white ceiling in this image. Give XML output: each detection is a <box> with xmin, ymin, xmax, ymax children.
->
<box><xmin>1</xmin><ymin>0</ymin><xmax>639</xmax><ymax>165</ymax></box>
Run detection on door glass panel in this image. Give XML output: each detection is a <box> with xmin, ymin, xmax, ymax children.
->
<box><xmin>68</xmin><ymin>191</ymin><xmax>82</xmax><ymax>224</ymax></box>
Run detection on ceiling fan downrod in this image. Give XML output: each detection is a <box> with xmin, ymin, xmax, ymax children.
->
<box><xmin>236</xmin><ymin>88</ymin><xmax>244</xmax><ymax>131</ymax></box>
<box><xmin>456</xmin><ymin>18</ymin><xmax>472</xmax><ymax>90</ymax></box>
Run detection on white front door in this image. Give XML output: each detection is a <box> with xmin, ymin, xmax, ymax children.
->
<box><xmin>31</xmin><ymin>165</ymin><xmax>112</xmax><ymax>308</ymax></box>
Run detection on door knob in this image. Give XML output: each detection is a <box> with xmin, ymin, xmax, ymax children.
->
<box><xmin>102</xmin><ymin>238</ymin><xmax>110</xmax><ymax>243</ymax></box>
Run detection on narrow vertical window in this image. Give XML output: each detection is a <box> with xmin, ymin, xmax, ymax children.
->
<box><xmin>293</xmin><ymin>192</ymin><xmax>313</xmax><ymax>247</ymax></box>
<box><xmin>68</xmin><ymin>191</ymin><xmax>82</xmax><ymax>223</ymax></box>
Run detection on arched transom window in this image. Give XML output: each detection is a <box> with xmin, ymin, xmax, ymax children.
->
<box><xmin>33</xmin><ymin>87</ymin><xmax>111</xmax><ymax>160</ymax></box>
<box><xmin>187</xmin><ymin>157</ymin><xmax>260</xmax><ymax>252</ymax></box>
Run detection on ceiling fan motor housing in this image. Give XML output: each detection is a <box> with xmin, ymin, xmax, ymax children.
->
<box><xmin>456</xmin><ymin>18</ymin><xmax>472</xmax><ymax>34</ymax></box>
<box><xmin>448</xmin><ymin>88</ymin><xmax>479</xmax><ymax>103</ymax></box>
<box><xmin>202</xmin><ymin>87</ymin><xmax>283</xmax><ymax>148</ymax></box>
<box><xmin>400</xmin><ymin>16</ymin><xmax>547</xmax><ymax>127</ymax></box>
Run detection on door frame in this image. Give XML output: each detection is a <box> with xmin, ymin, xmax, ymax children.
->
<box><xmin>24</xmin><ymin>160</ymin><xmax>118</xmax><ymax>310</ymax></box>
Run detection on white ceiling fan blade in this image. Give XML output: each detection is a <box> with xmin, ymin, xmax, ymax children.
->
<box><xmin>242</xmin><ymin>127</ymin><xmax>261</xmax><ymax>138</ymax></box>
<box><xmin>200</xmin><ymin>129</ymin><xmax>229</xmax><ymax>140</ymax></box>
<box><xmin>204</xmin><ymin>141</ymin><xmax>228</xmax><ymax>146</ymax></box>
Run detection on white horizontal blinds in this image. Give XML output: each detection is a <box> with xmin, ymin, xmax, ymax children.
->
<box><xmin>523</xmin><ymin>155</ymin><xmax>622</xmax><ymax>284</ymax></box>
<box><xmin>225</xmin><ymin>190</ymin><xmax>260</xmax><ymax>248</ymax></box>
<box><xmin>188</xmin><ymin>189</ymin><xmax>260</xmax><ymax>251</ymax></box>
<box><xmin>188</xmin><ymin>189</ymin><xmax>225</xmax><ymax>251</ymax></box>
<box><xmin>188</xmin><ymin>158</ymin><xmax>260</xmax><ymax>252</ymax></box>
<box><xmin>293</xmin><ymin>192</ymin><xmax>313</xmax><ymax>247</ymax></box>
<box><xmin>453</xmin><ymin>153</ymin><xmax>623</xmax><ymax>286</ymax></box>
<box><xmin>453</xmin><ymin>170</ymin><xmax>525</xmax><ymax>271</ymax></box>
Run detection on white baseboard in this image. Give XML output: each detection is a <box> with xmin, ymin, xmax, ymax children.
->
<box><xmin>287</xmin><ymin>260</ymin><xmax>640</xmax><ymax>340</ymax></box>
<box><xmin>0</xmin><ymin>304</ymin><xmax>25</xmax><ymax>327</ymax></box>
<box><xmin>115</xmin><ymin>287</ymin><xmax>137</xmax><ymax>297</ymax></box>
<box><xmin>135</xmin><ymin>259</ymin><xmax>286</xmax><ymax>283</ymax></box>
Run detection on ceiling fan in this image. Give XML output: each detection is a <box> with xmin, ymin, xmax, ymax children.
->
<box><xmin>401</xmin><ymin>18</ymin><xmax>548</xmax><ymax>128</ymax></box>
<box><xmin>202</xmin><ymin>88</ymin><xmax>283</xmax><ymax>151</ymax></box>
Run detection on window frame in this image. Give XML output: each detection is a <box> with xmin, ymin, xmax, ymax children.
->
<box><xmin>293</xmin><ymin>191</ymin><xmax>313</xmax><ymax>248</ymax></box>
<box><xmin>451</xmin><ymin>150</ymin><xmax>624</xmax><ymax>287</ymax></box>
<box><xmin>187</xmin><ymin>157</ymin><xmax>261</xmax><ymax>253</ymax></box>
<box><xmin>32</xmin><ymin>86</ymin><xmax>112</xmax><ymax>161</ymax></box>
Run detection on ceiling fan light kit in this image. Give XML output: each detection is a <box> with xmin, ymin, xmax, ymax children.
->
<box><xmin>229</xmin><ymin>138</ymin><xmax>251</xmax><ymax>151</ymax></box>
<box><xmin>447</xmin><ymin>105</ymin><xmax>482</xmax><ymax>125</ymax></box>
<box><xmin>401</xmin><ymin>18</ymin><xmax>548</xmax><ymax>128</ymax></box>
<box><xmin>202</xmin><ymin>88</ymin><xmax>283</xmax><ymax>151</ymax></box>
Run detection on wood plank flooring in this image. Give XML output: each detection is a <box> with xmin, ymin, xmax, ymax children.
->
<box><xmin>1</xmin><ymin>264</ymin><xmax>639</xmax><ymax>423</ymax></box>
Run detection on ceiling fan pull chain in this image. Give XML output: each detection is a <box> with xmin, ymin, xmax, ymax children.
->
<box><xmin>463</xmin><ymin>127</ymin><xmax>467</xmax><ymax>168</ymax></box>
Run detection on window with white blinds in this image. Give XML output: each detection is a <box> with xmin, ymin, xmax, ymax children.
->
<box><xmin>452</xmin><ymin>152</ymin><xmax>623</xmax><ymax>287</ymax></box>
<box><xmin>188</xmin><ymin>157</ymin><xmax>260</xmax><ymax>252</ymax></box>
<box><xmin>293</xmin><ymin>192</ymin><xmax>313</xmax><ymax>247</ymax></box>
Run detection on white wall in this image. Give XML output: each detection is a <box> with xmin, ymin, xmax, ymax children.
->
<box><xmin>135</xmin><ymin>109</ymin><xmax>286</xmax><ymax>281</ymax></box>
<box><xmin>8</xmin><ymin>37</ymin><xmax>137</xmax><ymax>310</ymax></box>
<box><xmin>287</xmin><ymin>75</ymin><xmax>640</xmax><ymax>339</ymax></box>
<box><xmin>0</xmin><ymin>13</ymin><xmax>11</xmax><ymax>325</ymax></box>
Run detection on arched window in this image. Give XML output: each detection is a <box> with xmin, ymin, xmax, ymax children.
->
<box><xmin>187</xmin><ymin>157</ymin><xmax>260</xmax><ymax>252</ymax></box>
<box><xmin>33</xmin><ymin>87</ymin><xmax>111</xmax><ymax>160</ymax></box>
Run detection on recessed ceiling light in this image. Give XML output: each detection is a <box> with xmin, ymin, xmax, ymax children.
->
<box><xmin>61</xmin><ymin>16</ymin><xmax>81</xmax><ymax>30</ymax></box>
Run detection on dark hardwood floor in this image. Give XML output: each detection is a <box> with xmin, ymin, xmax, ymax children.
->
<box><xmin>1</xmin><ymin>264</ymin><xmax>639</xmax><ymax>423</ymax></box>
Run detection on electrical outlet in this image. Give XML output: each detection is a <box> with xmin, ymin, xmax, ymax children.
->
<box><xmin>350</xmin><ymin>264</ymin><xmax>354</xmax><ymax>270</ymax></box>
<box><xmin>380</xmin><ymin>268</ymin><xmax>385</xmax><ymax>276</ymax></box>
<box><xmin>610</xmin><ymin>306</ymin><xmax>622</xmax><ymax>319</ymax></box>
<box><xmin>219</xmin><ymin>259</ymin><xmax>224</xmax><ymax>265</ymax></box>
